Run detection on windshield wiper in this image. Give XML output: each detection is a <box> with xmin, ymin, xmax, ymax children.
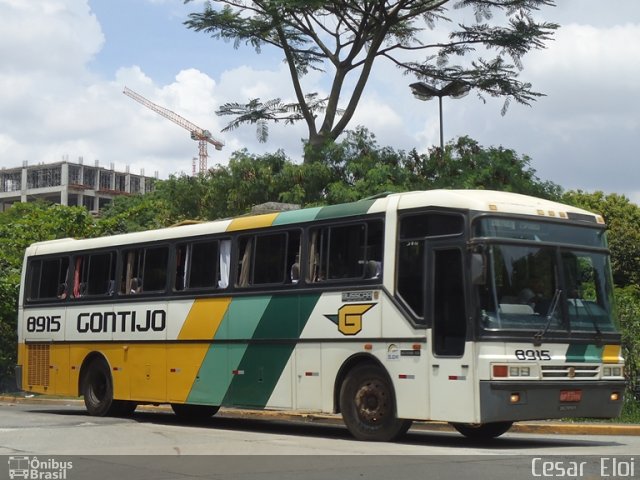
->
<box><xmin>534</xmin><ymin>289</ymin><xmax>562</xmax><ymax>346</ymax></box>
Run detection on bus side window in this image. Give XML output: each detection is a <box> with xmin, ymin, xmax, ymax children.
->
<box><xmin>236</xmin><ymin>231</ymin><xmax>300</xmax><ymax>287</ymax></box>
<box><xmin>73</xmin><ymin>252</ymin><xmax>115</xmax><ymax>298</ymax></box>
<box><xmin>142</xmin><ymin>246</ymin><xmax>169</xmax><ymax>292</ymax></box>
<box><xmin>177</xmin><ymin>240</ymin><xmax>220</xmax><ymax>290</ymax></box>
<box><xmin>121</xmin><ymin>249</ymin><xmax>142</xmax><ymax>295</ymax></box>
<box><xmin>27</xmin><ymin>257</ymin><xmax>70</xmax><ymax>301</ymax></box>
<box><xmin>308</xmin><ymin>221</ymin><xmax>381</xmax><ymax>283</ymax></box>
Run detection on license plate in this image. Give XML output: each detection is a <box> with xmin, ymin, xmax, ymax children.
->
<box><xmin>560</xmin><ymin>390</ymin><xmax>582</xmax><ymax>402</ymax></box>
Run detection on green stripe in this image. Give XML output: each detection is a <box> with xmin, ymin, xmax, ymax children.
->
<box><xmin>187</xmin><ymin>296</ymin><xmax>270</xmax><ymax>405</ymax></box>
<box><xmin>223</xmin><ymin>293</ymin><xmax>321</xmax><ymax>407</ymax></box>
<box><xmin>273</xmin><ymin>207</ymin><xmax>322</xmax><ymax>226</ymax></box>
<box><xmin>565</xmin><ymin>344</ymin><xmax>603</xmax><ymax>363</ymax></box>
<box><xmin>315</xmin><ymin>199</ymin><xmax>376</xmax><ymax>220</ymax></box>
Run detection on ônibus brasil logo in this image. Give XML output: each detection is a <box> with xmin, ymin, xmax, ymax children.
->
<box><xmin>7</xmin><ymin>456</ymin><xmax>73</xmax><ymax>480</ymax></box>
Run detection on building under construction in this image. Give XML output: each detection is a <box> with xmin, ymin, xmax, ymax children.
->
<box><xmin>0</xmin><ymin>158</ymin><xmax>157</xmax><ymax>213</ymax></box>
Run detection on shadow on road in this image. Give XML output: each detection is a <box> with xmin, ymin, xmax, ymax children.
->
<box><xmin>27</xmin><ymin>405</ymin><xmax>624</xmax><ymax>450</ymax></box>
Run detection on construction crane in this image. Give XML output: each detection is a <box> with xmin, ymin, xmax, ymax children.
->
<box><xmin>123</xmin><ymin>86</ymin><xmax>223</xmax><ymax>175</ymax></box>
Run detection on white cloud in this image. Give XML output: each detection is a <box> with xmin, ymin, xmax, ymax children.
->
<box><xmin>0</xmin><ymin>0</ymin><xmax>638</xmax><ymax>204</ymax></box>
<box><xmin>0</xmin><ymin>0</ymin><xmax>103</xmax><ymax>75</ymax></box>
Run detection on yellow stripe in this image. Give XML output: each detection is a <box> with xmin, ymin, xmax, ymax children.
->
<box><xmin>178</xmin><ymin>297</ymin><xmax>231</xmax><ymax>340</ymax></box>
<box><xmin>602</xmin><ymin>344</ymin><xmax>621</xmax><ymax>364</ymax></box>
<box><xmin>226</xmin><ymin>213</ymin><xmax>278</xmax><ymax>232</ymax></box>
<box><xmin>169</xmin><ymin>297</ymin><xmax>232</xmax><ymax>403</ymax></box>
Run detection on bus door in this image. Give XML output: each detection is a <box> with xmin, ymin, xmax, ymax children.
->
<box><xmin>427</xmin><ymin>243</ymin><xmax>476</xmax><ymax>422</ymax></box>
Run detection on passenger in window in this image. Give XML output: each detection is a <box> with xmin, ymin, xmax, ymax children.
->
<box><xmin>290</xmin><ymin>255</ymin><xmax>300</xmax><ymax>284</ymax></box>
<box><xmin>130</xmin><ymin>277</ymin><xmax>142</xmax><ymax>294</ymax></box>
<box><xmin>365</xmin><ymin>260</ymin><xmax>382</xmax><ymax>279</ymax></box>
<box><xmin>518</xmin><ymin>276</ymin><xmax>549</xmax><ymax>314</ymax></box>
<box><xmin>57</xmin><ymin>283</ymin><xmax>67</xmax><ymax>300</ymax></box>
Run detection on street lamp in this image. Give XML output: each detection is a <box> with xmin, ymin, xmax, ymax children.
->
<box><xmin>409</xmin><ymin>80</ymin><xmax>470</xmax><ymax>157</ymax></box>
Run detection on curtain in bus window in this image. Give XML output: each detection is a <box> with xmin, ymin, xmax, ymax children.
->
<box><xmin>72</xmin><ymin>256</ymin><xmax>83</xmax><ymax>298</ymax></box>
<box><xmin>238</xmin><ymin>237</ymin><xmax>253</xmax><ymax>287</ymax></box>
<box><xmin>308</xmin><ymin>230</ymin><xmax>319</xmax><ymax>282</ymax></box>
<box><xmin>219</xmin><ymin>239</ymin><xmax>231</xmax><ymax>288</ymax></box>
<box><xmin>121</xmin><ymin>250</ymin><xmax>140</xmax><ymax>295</ymax></box>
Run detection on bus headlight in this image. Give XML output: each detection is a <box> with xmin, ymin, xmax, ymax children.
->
<box><xmin>603</xmin><ymin>366</ymin><xmax>623</xmax><ymax>378</ymax></box>
<box><xmin>493</xmin><ymin>364</ymin><xmax>534</xmax><ymax>379</ymax></box>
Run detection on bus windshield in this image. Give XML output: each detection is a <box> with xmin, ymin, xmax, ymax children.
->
<box><xmin>474</xmin><ymin>219</ymin><xmax>618</xmax><ymax>335</ymax></box>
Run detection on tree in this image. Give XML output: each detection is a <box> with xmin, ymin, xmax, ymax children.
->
<box><xmin>319</xmin><ymin>129</ymin><xmax>562</xmax><ymax>203</ymax></box>
<box><xmin>421</xmin><ymin>136</ymin><xmax>562</xmax><ymax>199</ymax></box>
<box><xmin>0</xmin><ymin>202</ymin><xmax>96</xmax><ymax>390</ymax></box>
<box><xmin>185</xmin><ymin>0</ymin><xmax>558</xmax><ymax>162</ymax></box>
<box><xmin>615</xmin><ymin>285</ymin><xmax>640</xmax><ymax>404</ymax></box>
<box><xmin>96</xmin><ymin>193</ymin><xmax>171</xmax><ymax>235</ymax></box>
<box><xmin>562</xmin><ymin>191</ymin><xmax>640</xmax><ymax>287</ymax></box>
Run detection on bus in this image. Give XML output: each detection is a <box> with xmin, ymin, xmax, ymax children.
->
<box><xmin>15</xmin><ymin>189</ymin><xmax>625</xmax><ymax>441</ymax></box>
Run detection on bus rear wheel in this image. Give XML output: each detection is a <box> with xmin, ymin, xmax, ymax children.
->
<box><xmin>82</xmin><ymin>358</ymin><xmax>115</xmax><ymax>417</ymax></box>
<box><xmin>339</xmin><ymin>364</ymin><xmax>412</xmax><ymax>441</ymax></box>
<box><xmin>171</xmin><ymin>403</ymin><xmax>219</xmax><ymax>420</ymax></box>
<box><xmin>451</xmin><ymin>421</ymin><xmax>513</xmax><ymax>439</ymax></box>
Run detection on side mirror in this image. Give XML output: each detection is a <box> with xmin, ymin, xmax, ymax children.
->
<box><xmin>471</xmin><ymin>252</ymin><xmax>486</xmax><ymax>285</ymax></box>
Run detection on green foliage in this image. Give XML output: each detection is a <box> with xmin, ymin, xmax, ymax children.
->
<box><xmin>185</xmin><ymin>0</ymin><xmax>558</xmax><ymax>161</ymax></box>
<box><xmin>614</xmin><ymin>286</ymin><xmax>640</xmax><ymax>405</ymax></box>
<box><xmin>317</xmin><ymin>129</ymin><xmax>562</xmax><ymax>203</ymax></box>
<box><xmin>144</xmin><ymin>130</ymin><xmax>561</xmax><ymax>218</ymax></box>
<box><xmin>96</xmin><ymin>193</ymin><xmax>171</xmax><ymax>235</ymax></box>
<box><xmin>417</xmin><ymin>136</ymin><xmax>563</xmax><ymax>199</ymax></box>
<box><xmin>0</xmin><ymin>202</ymin><xmax>96</xmax><ymax>389</ymax></box>
<box><xmin>562</xmin><ymin>191</ymin><xmax>640</xmax><ymax>287</ymax></box>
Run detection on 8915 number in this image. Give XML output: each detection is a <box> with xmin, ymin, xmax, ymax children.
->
<box><xmin>515</xmin><ymin>349</ymin><xmax>551</xmax><ymax>361</ymax></box>
<box><xmin>26</xmin><ymin>315</ymin><xmax>61</xmax><ymax>333</ymax></box>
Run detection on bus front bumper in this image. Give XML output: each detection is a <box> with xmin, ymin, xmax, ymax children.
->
<box><xmin>479</xmin><ymin>380</ymin><xmax>625</xmax><ymax>423</ymax></box>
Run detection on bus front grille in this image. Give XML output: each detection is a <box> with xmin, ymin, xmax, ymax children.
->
<box><xmin>27</xmin><ymin>344</ymin><xmax>50</xmax><ymax>387</ymax></box>
<box><xmin>540</xmin><ymin>365</ymin><xmax>599</xmax><ymax>379</ymax></box>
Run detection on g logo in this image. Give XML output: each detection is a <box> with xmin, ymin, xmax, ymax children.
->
<box><xmin>337</xmin><ymin>304</ymin><xmax>374</xmax><ymax>335</ymax></box>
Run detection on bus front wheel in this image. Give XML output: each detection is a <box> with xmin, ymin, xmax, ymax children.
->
<box><xmin>339</xmin><ymin>364</ymin><xmax>412</xmax><ymax>441</ymax></box>
<box><xmin>451</xmin><ymin>421</ymin><xmax>513</xmax><ymax>439</ymax></box>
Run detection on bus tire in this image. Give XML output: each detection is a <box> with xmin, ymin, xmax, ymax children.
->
<box><xmin>82</xmin><ymin>358</ymin><xmax>115</xmax><ymax>417</ymax></box>
<box><xmin>451</xmin><ymin>421</ymin><xmax>513</xmax><ymax>439</ymax></box>
<box><xmin>171</xmin><ymin>403</ymin><xmax>219</xmax><ymax>420</ymax></box>
<box><xmin>339</xmin><ymin>364</ymin><xmax>412</xmax><ymax>442</ymax></box>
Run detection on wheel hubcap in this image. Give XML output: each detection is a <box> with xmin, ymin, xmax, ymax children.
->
<box><xmin>355</xmin><ymin>380</ymin><xmax>388</xmax><ymax>424</ymax></box>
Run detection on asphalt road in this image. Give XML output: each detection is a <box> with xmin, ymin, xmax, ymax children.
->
<box><xmin>1</xmin><ymin>399</ymin><xmax>639</xmax><ymax>479</ymax></box>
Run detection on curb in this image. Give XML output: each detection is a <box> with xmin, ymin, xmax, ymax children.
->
<box><xmin>2</xmin><ymin>394</ymin><xmax>639</xmax><ymax>436</ymax></box>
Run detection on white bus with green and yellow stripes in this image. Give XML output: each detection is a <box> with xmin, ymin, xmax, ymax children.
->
<box><xmin>16</xmin><ymin>189</ymin><xmax>625</xmax><ymax>440</ymax></box>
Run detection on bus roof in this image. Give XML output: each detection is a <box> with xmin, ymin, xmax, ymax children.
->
<box><xmin>25</xmin><ymin>189</ymin><xmax>602</xmax><ymax>256</ymax></box>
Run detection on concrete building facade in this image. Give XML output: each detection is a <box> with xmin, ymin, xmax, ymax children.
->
<box><xmin>0</xmin><ymin>159</ymin><xmax>157</xmax><ymax>212</ymax></box>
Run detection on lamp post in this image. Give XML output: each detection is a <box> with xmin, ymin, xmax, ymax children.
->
<box><xmin>409</xmin><ymin>80</ymin><xmax>470</xmax><ymax>158</ymax></box>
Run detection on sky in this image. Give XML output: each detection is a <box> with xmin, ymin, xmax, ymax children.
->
<box><xmin>0</xmin><ymin>0</ymin><xmax>639</xmax><ymax>203</ymax></box>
